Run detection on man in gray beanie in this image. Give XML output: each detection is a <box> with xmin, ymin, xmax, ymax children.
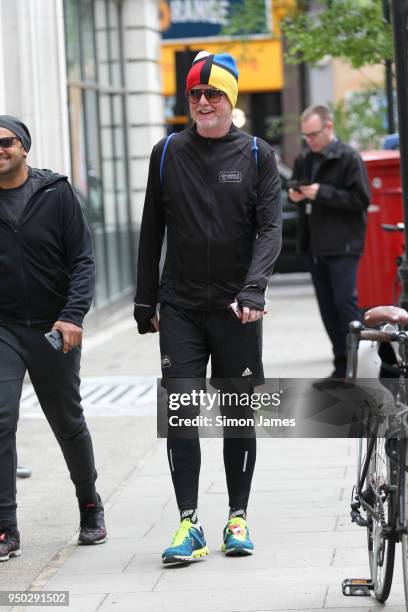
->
<box><xmin>0</xmin><ymin>115</ymin><xmax>32</xmax><ymax>152</ymax></box>
<box><xmin>0</xmin><ymin>116</ymin><xmax>107</xmax><ymax>562</ymax></box>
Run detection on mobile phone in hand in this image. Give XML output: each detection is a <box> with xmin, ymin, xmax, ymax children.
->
<box><xmin>45</xmin><ymin>329</ymin><xmax>63</xmax><ymax>351</ymax></box>
<box><xmin>229</xmin><ymin>301</ymin><xmax>242</xmax><ymax>319</ymax></box>
<box><xmin>288</xmin><ymin>179</ymin><xmax>308</xmax><ymax>192</ymax></box>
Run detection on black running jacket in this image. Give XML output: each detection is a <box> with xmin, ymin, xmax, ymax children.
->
<box><xmin>0</xmin><ymin>168</ymin><xmax>95</xmax><ymax>328</ymax></box>
<box><xmin>134</xmin><ymin>124</ymin><xmax>282</xmax><ymax>332</ymax></box>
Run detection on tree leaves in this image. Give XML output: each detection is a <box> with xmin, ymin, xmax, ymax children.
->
<box><xmin>281</xmin><ymin>0</ymin><xmax>393</xmax><ymax>68</ymax></box>
<box><xmin>221</xmin><ymin>0</ymin><xmax>271</xmax><ymax>37</ymax></box>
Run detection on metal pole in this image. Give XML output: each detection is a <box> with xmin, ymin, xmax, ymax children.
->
<box><xmin>383</xmin><ymin>0</ymin><xmax>395</xmax><ymax>133</ymax></box>
<box><xmin>384</xmin><ymin>59</ymin><xmax>395</xmax><ymax>133</ymax></box>
<box><xmin>391</xmin><ymin>0</ymin><xmax>408</xmax><ymax>308</ymax></box>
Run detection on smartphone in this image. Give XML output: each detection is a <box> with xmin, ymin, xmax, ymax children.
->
<box><xmin>229</xmin><ymin>301</ymin><xmax>242</xmax><ymax>319</ymax></box>
<box><xmin>288</xmin><ymin>179</ymin><xmax>308</xmax><ymax>192</ymax></box>
<box><xmin>44</xmin><ymin>329</ymin><xmax>63</xmax><ymax>351</ymax></box>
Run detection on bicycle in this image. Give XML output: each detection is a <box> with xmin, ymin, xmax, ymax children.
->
<box><xmin>343</xmin><ymin>304</ymin><xmax>408</xmax><ymax>604</ymax></box>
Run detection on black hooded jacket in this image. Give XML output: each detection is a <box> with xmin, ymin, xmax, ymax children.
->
<box><xmin>292</xmin><ymin>139</ymin><xmax>370</xmax><ymax>255</ymax></box>
<box><xmin>0</xmin><ymin>168</ymin><xmax>95</xmax><ymax>328</ymax></box>
<box><xmin>134</xmin><ymin>124</ymin><xmax>282</xmax><ymax>332</ymax></box>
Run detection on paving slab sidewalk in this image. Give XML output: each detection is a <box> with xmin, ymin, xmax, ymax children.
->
<box><xmin>3</xmin><ymin>276</ymin><xmax>406</xmax><ymax>611</ymax></box>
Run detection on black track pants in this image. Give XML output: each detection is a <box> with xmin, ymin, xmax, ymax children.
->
<box><xmin>0</xmin><ymin>325</ymin><xmax>97</xmax><ymax>527</ymax></box>
<box><xmin>160</xmin><ymin>304</ymin><xmax>262</xmax><ymax>512</ymax></box>
<box><xmin>309</xmin><ymin>254</ymin><xmax>361</xmax><ymax>376</ymax></box>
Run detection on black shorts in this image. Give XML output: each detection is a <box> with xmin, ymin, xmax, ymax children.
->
<box><xmin>159</xmin><ymin>302</ymin><xmax>264</xmax><ymax>389</ymax></box>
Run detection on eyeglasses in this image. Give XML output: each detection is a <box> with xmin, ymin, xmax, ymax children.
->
<box><xmin>0</xmin><ymin>137</ymin><xmax>18</xmax><ymax>149</ymax></box>
<box><xmin>301</xmin><ymin>126</ymin><xmax>326</xmax><ymax>140</ymax></box>
<box><xmin>188</xmin><ymin>88</ymin><xmax>224</xmax><ymax>104</ymax></box>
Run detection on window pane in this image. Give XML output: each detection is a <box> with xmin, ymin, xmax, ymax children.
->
<box><xmin>108</xmin><ymin>1</ymin><xmax>122</xmax><ymax>87</ymax></box>
<box><xmin>95</xmin><ymin>0</ymin><xmax>110</xmax><ymax>86</ymax></box>
<box><xmin>103</xmin><ymin>160</ymin><xmax>115</xmax><ymax>196</ymax></box>
<box><xmin>114</xmin><ymin>126</ymin><xmax>125</xmax><ymax>154</ymax></box>
<box><xmin>84</xmin><ymin>89</ymin><xmax>101</xmax><ymax>176</ymax></box>
<box><xmin>115</xmin><ymin>160</ymin><xmax>126</xmax><ymax>207</ymax></box>
<box><xmin>93</xmin><ymin>225</ymin><xmax>109</xmax><ymax>306</ymax></box>
<box><xmin>65</xmin><ymin>0</ymin><xmax>132</xmax><ymax>304</ymax></box>
<box><xmin>68</xmin><ymin>87</ymin><xmax>88</xmax><ymax>198</ymax></box>
<box><xmin>94</xmin><ymin>0</ymin><xmax>106</xmax><ymax>29</ymax></box>
<box><xmin>112</xmin><ymin>94</ymin><xmax>123</xmax><ymax>124</ymax></box>
<box><xmin>99</xmin><ymin>94</ymin><xmax>111</xmax><ymax>127</ymax></box>
<box><xmin>106</xmin><ymin>229</ymin><xmax>121</xmax><ymax>297</ymax></box>
<box><xmin>80</xmin><ymin>0</ymin><xmax>96</xmax><ymax>81</ymax></box>
<box><xmin>64</xmin><ymin>0</ymin><xmax>81</xmax><ymax>80</ymax></box>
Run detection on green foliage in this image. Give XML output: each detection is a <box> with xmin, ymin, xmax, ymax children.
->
<box><xmin>329</xmin><ymin>88</ymin><xmax>390</xmax><ymax>150</ymax></box>
<box><xmin>281</xmin><ymin>0</ymin><xmax>393</xmax><ymax>68</ymax></box>
<box><xmin>221</xmin><ymin>0</ymin><xmax>271</xmax><ymax>37</ymax></box>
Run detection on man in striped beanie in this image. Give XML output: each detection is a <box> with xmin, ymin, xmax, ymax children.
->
<box><xmin>184</xmin><ymin>51</ymin><xmax>239</xmax><ymax>137</ymax></box>
<box><xmin>134</xmin><ymin>50</ymin><xmax>282</xmax><ymax>565</ymax></box>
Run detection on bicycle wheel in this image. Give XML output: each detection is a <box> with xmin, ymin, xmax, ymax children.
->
<box><xmin>401</xmin><ymin>438</ymin><xmax>408</xmax><ymax>606</ymax></box>
<box><xmin>366</xmin><ymin>436</ymin><xmax>396</xmax><ymax>602</ymax></box>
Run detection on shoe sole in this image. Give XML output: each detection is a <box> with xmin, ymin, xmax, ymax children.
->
<box><xmin>162</xmin><ymin>546</ymin><xmax>209</xmax><ymax>564</ymax></box>
<box><xmin>221</xmin><ymin>545</ymin><xmax>253</xmax><ymax>556</ymax></box>
<box><xmin>78</xmin><ymin>536</ymin><xmax>107</xmax><ymax>545</ymax></box>
<box><xmin>0</xmin><ymin>549</ymin><xmax>21</xmax><ymax>562</ymax></box>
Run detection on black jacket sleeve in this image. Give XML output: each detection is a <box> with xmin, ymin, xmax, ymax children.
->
<box><xmin>236</xmin><ymin>147</ymin><xmax>282</xmax><ymax>310</ymax></box>
<box><xmin>58</xmin><ymin>181</ymin><xmax>95</xmax><ymax>327</ymax></box>
<box><xmin>315</xmin><ymin>151</ymin><xmax>370</xmax><ymax>212</ymax></box>
<box><xmin>133</xmin><ymin>144</ymin><xmax>166</xmax><ymax>334</ymax></box>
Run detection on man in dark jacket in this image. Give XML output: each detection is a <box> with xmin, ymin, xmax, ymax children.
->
<box><xmin>289</xmin><ymin>105</ymin><xmax>370</xmax><ymax>378</ymax></box>
<box><xmin>0</xmin><ymin>116</ymin><xmax>106</xmax><ymax>562</ymax></box>
<box><xmin>134</xmin><ymin>52</ymin><xmax>282</xmax><ymax>564</ymax></box>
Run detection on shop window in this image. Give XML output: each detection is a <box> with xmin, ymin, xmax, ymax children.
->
<box><xmin>64</xmin><ymin>0</ymin><xmax>133</xmax><ymax>306</ymax></box>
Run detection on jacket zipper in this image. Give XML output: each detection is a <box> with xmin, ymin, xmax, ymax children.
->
<box><xmin>206</xmin><ymin>140</ymin><xmax>212</xmax><ymax>309</ymax></box>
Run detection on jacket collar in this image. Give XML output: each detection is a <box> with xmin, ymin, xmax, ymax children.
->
<box><xmin>302</xmin><ymin>138</ymin><xmax>343</xmax><ymax>161</ymax></box>
<box><xmin>189</xmin><ymin>122</ymin><xmax>239</xmax><ymax>143</ymax></box>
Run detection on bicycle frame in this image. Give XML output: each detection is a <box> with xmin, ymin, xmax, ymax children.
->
<box><xmin>345</xmin><ymin>316</ymin><xmax>408</xmax><ymax>601</ymax></box>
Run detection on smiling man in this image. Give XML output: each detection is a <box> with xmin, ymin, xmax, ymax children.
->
<box><xmin>134</xmin><ymin>52</ymin><xmax>282</xmax><ymax>564</ymax></box>
<box><xmin>0</xmin><ymin>115</ymin><xmax>106</xmax><ymax>562</ymax></box>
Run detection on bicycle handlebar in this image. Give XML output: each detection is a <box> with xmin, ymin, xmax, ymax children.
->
<box><xmin>348</xmin><ymin>320</ymin><xmax>398</xmax><ymax>342</ymax></box>
<box><xmin>359</xmin><ymin>329</ymin><xmax>397</xmax><ymax>343</ymax></box>
<box><xmin>348</xmin><ymin>320</ymin><xmax>407</xmax><ymax>344</ymax></box>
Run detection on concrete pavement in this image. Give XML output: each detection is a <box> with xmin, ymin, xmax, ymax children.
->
<box><xmin>2</xmin><ymin>274</ymin><xmax>407</xmax><ymax>611</ymax></box>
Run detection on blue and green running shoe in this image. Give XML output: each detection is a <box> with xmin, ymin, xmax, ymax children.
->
<box><xmin>221</xmin><ymin>516</ymin><xmax>254</xmax><ymax>556</ymax></box>
<box><xmin>162</xmin><ymin>519</ymin><xmax>209</xmax><ymax>564</ymax></box>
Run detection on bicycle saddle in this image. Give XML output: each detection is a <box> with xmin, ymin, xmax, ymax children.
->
<box><xmin>364</xmin><ymin>305</ymin><xmax>408</xmax><ymax>327</ymax></box>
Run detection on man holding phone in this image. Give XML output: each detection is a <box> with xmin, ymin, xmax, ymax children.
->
<box><xmin>0</xmin><ymin>116</ymin><xmax>106</xmax><ymax>562</ymax></box>
<box><xmin>134</xmin><ymin>52</ymin><xmax>281</xmax><ymax>564</ymax></box>
<box><xmin>289</xmin><ymin>105</ymin><xmax>370</xmax><ymax>379</ymax></box>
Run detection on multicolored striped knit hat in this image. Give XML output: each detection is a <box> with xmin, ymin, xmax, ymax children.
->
<box><xmin>185</xmin><ymin>51</ymin><xmax>239</xmax><ymax>108</ymax></box>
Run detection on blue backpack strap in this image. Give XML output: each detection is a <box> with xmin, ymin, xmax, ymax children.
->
<box><xmin>160</xmin><ymin>132</ymin><xmax>176</xmax><ymax>188</ymax></box>
<box><xmin>251</xmin><ymin>136</ymin><xmax>259</xmax><ymax>169</ymax></box>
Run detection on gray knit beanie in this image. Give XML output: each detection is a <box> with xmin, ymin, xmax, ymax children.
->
<box><xmin>0</xmin><ymin>115</ymin><xmax>31</xmax><ymax>152</ymax></box>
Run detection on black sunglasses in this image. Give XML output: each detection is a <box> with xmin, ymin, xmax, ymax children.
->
<box><xmin>0</xmin><ymin>137</ymin><xmax>18</xmax><ymax>149</ymax></box>
<box><xmin>188</xmin><ymin>88</ymin><xmax>224</xmax><ymax>103</ymax></box>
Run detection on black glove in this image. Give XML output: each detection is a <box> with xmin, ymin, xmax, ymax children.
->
<box><xmin>133</xmin><ymin>304</ymin><xmax>157</xmax><ymax>334</ymax></box>
<box><xmin>236</xmin><ymin>286</ymin><xmax>265</xmax><ymax>311</ymax></box>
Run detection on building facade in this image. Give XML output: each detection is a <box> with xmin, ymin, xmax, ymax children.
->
<box><xmin>0</xmin><ymin>0</ymin><xmax>163</xmax><ymax>309</ymax></box>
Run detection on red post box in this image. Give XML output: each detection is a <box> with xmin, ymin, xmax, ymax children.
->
<box><xmin>358</xmin><ymin>150</ymin><xmax>403</xmax><ymax>309</ymax></box>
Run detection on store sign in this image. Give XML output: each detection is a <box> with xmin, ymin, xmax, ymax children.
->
<box><xmin>161</xmin><ymin>0</ymin><xmax>270</xmax><ymax>41</ymax></box>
